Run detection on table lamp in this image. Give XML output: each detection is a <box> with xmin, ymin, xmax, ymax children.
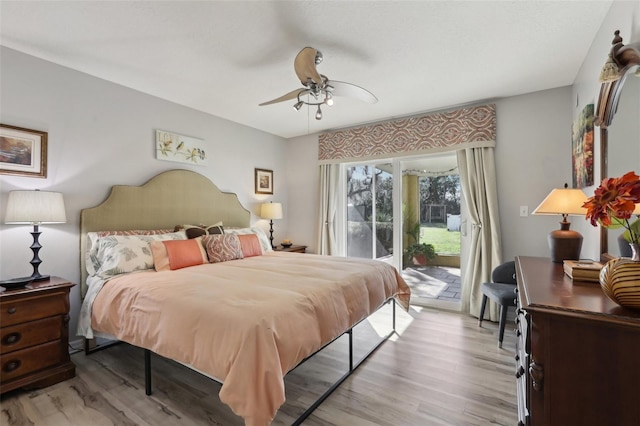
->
<box><xmin>260</xmin><ymin>202</ymin><xmax>283</xmax><ymax>249</ymax></box>
<box><xmin>533</xmin><ymin>184</ymin><xmax>588</xmax><ymax>263</ymax></box>
<box><xmin>4</xmin><ymin>189</ymin><xmax>67</xmax><ymax>281</ymax></box>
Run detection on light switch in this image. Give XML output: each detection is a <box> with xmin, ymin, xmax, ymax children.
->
<box><xmin>520</xmin><ymin>206</ymin><xmax>528</xmax><ymax>217</ymax></box>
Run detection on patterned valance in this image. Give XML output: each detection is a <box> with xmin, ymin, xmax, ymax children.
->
<box><xmin>318</xmin><ymin>104</ymin><xmax>496</xmax><ymax>163</ymax></box>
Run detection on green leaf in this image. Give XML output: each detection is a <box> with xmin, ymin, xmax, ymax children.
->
<box><xmin>622</xmin><ymin>218</ymin><xmax>640</xmax><ymax>242</ymax></box>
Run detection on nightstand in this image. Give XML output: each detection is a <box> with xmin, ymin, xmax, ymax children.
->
<box><xmin>0</xmin><ymin>277</ymin><xmax>76</xmax><ymax>394</ymax></box>
<box><xmin>274</xmin><ymin>245</ymin><xmax>307</xmax><ymax>253</ymax></box>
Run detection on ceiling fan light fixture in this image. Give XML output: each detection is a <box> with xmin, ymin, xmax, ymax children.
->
<box><xmin>259</xmin><ymin>47</ymin><xmax>377</xmax><ymax>120</ymax></box>
<box><xmin>325</xmin><ymin>92</ymin><xmax>334</xmax><ymax>106</ymax></box>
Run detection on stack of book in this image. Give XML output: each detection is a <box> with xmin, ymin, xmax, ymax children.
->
<box><xmin>563</xmin><ymin>260</ymin><xmax>604</xmax><ymax>282</ymax></box>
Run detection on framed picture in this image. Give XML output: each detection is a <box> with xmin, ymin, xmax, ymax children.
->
<box><xmin>255</xmin><ymin>168</ymin><xmax>274</xmax><ymax>194</ymax></box>
<box><xmin>571</xmin><ymin>103</ymin><xmax>594</xmax><ymax>188</ymax></box>
<box><xmin>0</xmin><ymin>124</ymin><xmax>47</xmax><ymax>178</ymax></box>
<box><xmin>155</xmin><ymin>129</ymin><xmax>208</xmax><ymax>166</ymax></box>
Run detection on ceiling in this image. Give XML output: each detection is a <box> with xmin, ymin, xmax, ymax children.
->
<box><xmin>0</xmin><ymin>1</ymin><xmax>613</xmax><ymax>139</ymax></box>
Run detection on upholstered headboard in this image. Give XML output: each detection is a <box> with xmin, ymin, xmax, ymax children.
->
<box><xmin>79</xmin><ymin>169</ymin><xmax>251</xmax><ymax>296</ymax></box>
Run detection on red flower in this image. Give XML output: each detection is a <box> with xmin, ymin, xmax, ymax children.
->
<box><xmin>584</xmin><ymin>171</ymin><xmax>640</xmax><ymax>243</ymax></box>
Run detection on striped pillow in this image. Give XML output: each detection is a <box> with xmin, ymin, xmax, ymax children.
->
<box><xmin>175</xmin><ymin>223</ymin><xmax>224</xmax><ymax>239</ymax></box>
<box><xmin>151</xmin><ymin>238</ymin><xmax>208</xmax><ymax>271</ymax></box>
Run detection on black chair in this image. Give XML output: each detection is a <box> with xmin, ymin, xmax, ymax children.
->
<box><xmin>478</xmin><ymin>261</ymin><xmax>517</xmax><ymax>348</ymax></box>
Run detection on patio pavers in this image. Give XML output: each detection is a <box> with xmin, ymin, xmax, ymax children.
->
<box><xmin>401</xmin><ymin>265</ymin><xmax>461</xmax><ymax>301</ymax></box>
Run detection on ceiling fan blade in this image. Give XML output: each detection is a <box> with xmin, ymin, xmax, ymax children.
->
<box><xmin>328</xmin><ymin>80</ymin><xmax>378</xmax><ymax>104</ymax></box>
<box><xmin>259</xmin><ymin>88</ymin><xmax>305</xmax><ymax>106</ymax></box>
<box><xmin>294</xmin><ymin>47</ymin><xmax>323</xmax><ymax>86</ymax></box>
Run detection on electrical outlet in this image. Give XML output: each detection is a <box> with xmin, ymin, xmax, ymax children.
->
<box><xmin>520</xmin><ymin>206</ymin><xmax>528</xmax><ymax>217</ymax></box>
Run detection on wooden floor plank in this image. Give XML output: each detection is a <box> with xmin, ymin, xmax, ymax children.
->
<box><xmin>1</xmin><ymin>306</ymin><xmax>517</xmax><ymax>425</ymax></box>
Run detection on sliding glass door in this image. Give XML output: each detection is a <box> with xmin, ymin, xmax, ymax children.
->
<box><xmin>345</xmin><ymin>163</ymin><xmax>393</xmax><ymax>260</ymax></box>
<box><xmin>400</xmin><ymin>153</ymin><xmax>462</xmax><ymax>308</ymax></box>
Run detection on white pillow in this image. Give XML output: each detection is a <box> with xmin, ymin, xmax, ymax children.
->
<box><xmin>86</xmin><ymin>230</ymin><xmax>183</xmax><ymax>275</ymax></box>
<box><xmin>90</xmin><ymin>232</ymin><xmax>186</xmax><ymax>277</ymax></box>
<box><xmin>225</xmin><ymin>227</ymin><xmax>272</xmax><ymax>253</ymax></box>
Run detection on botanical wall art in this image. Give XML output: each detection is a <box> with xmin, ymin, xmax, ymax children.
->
<box><xmin>156</xmin><ymin>129</ymin><xmax>208</xmax><ymax>165</ymax></box>
<box><xmin>0</xmin><ymin>124</ymin><xmax>47</xmax><ymax>178</ymax></box>
<box><xmin>255</xmin><ymin>168</ymin><xmax>273</xmax><ymax>195</ymax></box>
<box><xmin>571</xmin><ymin>103</ymin><xmax>594</xmax><ymax>188</ymax></box>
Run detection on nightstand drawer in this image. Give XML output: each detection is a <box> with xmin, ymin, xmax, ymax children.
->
<box><xmin>1</xmin><ymin>316</ymin><xmax>63</xmax><ymax>355</ymax></box>
<box><xmin>0</xmin><ymin>340</ymin><xmax>63</xmax><ymax>382</ymax></box>
<box><xmin>0</xmin><ymin>291</ymin><xmax>67</xmax><ymax>327</ymax></box>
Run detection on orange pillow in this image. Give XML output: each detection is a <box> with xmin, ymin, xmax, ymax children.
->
<box><xmin>151</xmin><ymin>238</ymin><xmax>208</xmax><ymax>271</ymax></box>
<box><xmin>238</xmin><ymin>234</ymin><xmax>262</xmax><ymax>258</ymax></box>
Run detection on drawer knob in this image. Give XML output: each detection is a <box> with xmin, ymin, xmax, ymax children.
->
<box><xmin>515</xmin><ymin>366</ymin><xmax>525</xmax><ymax>378</ymax></box>
<box><xmin>7</xmin><ymin>307</ymin><xmax>17</xmax><ymax>314</ymax></box>
<box><xmin>2</xmin><ymin>333</ymin><xmax>22</xmax><ymax>345</ymax></box>
<box><xmin>3</xmin><ymin>359</ymin><xmax>21</xmax><ymax>373</ymax></box>
<box><xmin>2</xmin><ymin>332</ymin><xmax>21</xmax><ymax>346</ymax></box>
<box><xmin>515</xmin><ymin>353</ymin><xmax>520</xmax><ymax>361</ymax></box>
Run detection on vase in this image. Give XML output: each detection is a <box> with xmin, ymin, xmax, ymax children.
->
<box><xmin>599</xmin><ymin>243</ymin><xmax>640</xmax><ymax>309</ymax></box>
<box><xmin>631</xmin><ymin>242</ymin><xmax>640</xmax><ymax>262</ymax></box>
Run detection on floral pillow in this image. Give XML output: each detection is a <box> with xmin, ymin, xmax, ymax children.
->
<box><xmin>89</xmin><ymin>232</ymin><xmax>186</xmax><ymax>277</ymax></box>
<box><xmin>86</xmin><ymin>229</ymin><xmax>179</xmax><ymax>276</ymax></box>
<box><xmin>202</xmin><ymin>234</ymin><xmax>244</xmax><ymax>263</ymax></box>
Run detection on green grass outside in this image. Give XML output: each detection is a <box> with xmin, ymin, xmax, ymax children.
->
<box><xmin>420</xmin><ymin>223</ymin><xmax>461</xmax><ymax>255</ymax></box>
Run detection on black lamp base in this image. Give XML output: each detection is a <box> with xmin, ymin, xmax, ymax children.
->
<box><xmin>29</xmin><ymin>225</ymin><xmax>50</xmax><ymax>281</ymax></box>
<box><xmin>268</xmin><ymin>219</ymin><xmax>276</xmax><ymax>249</ymax></box>
<box><xmin>548</xmin><ymin>221</ymin><xmax>583</xmax><ymax>263</ymax></box>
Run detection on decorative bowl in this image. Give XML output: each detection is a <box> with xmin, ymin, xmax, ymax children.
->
<box><xmin>281</xmin><ymin>243</ymin><xmax>293</xmax><ymax>248</ymax></box>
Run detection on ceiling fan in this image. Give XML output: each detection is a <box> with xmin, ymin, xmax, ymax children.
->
<box><xmin>259</xmin><ymin>47</ymin><xmax>378</xmax><ymax>120</ymax></box>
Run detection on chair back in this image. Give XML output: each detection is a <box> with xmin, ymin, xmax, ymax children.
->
<box><xmin>492</xmin><ymin>261</ymin><xmax>517</xmax><ymax>285</ymax></box>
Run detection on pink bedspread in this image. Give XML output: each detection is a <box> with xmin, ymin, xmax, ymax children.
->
<box><xmin>90</xmin><ymin>252</ymin><xmax>410</xmax><ymax>425</ymax></box>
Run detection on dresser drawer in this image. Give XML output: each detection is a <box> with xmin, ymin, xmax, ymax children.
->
<box><xmin>1</xmin><ymin>316</ymin><xmax>63</xmax><ymax>355</ymax></box>
<box><xmin>515</xmin><ymin>308</ymin><xmax>530</xmax><ymax>426</ymax></box>
<box><xmin>0</xmin><ymin>291</ymin><xmax>67</xmax><ymax>327</ymax></box>
<box><xmin>0</xmin><ymin>340</ymin><xmax>63</xmax><ymax>382</ymax></box>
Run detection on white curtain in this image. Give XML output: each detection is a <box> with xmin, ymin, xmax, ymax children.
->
<box><xmin>457</xmin><ymin>147</ymin><xmax>503</xmax><ymax>321</ymax></box>
<box><xmin>316</xmin><ymin>164</ymin><xmax>339</xmax><ymax>255</ymax></box>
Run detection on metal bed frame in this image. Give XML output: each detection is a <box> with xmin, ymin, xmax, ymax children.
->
<box><xmin>142</xmin><ymin>298</ymin><xmax>397</xmax><ymax>425</ymax></box>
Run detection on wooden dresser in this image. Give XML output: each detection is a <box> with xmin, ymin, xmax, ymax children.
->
<box><xmin>0</xmin><ymin>277</ymin><xmax>76</xmax><ymax>394</ymax></box>
<box><xmin>515</xmin><ymin>256</ymin><xmax>640</xmax><ymax>426</ymax></box>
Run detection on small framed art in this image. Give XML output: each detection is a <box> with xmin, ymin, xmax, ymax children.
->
<box><xmin>0</xmin><ymin>124</ymin><xmax>47</xmax><ymax>178</ymax></box>
<box><xmin>255</xmin><ymin>168</ymin><xmax>274</xmax><ymax>194</ymax></box>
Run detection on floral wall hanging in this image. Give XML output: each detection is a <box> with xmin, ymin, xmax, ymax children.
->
<box><xmin>571</xmin><ymin>104</ymin><xmax>594</xmax><ymax>188</ymax></box>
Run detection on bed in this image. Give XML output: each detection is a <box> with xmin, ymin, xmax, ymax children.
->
<box><xmin>77</xmin><ymin>169</ymin><xmax>411</xmax><ymax>426</ymax></box>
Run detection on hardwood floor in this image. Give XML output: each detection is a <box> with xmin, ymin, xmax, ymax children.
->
<box><xmin>1</xmin><ymin>305</ymin><xmax>517</xmax><ymax>425</ymax></box>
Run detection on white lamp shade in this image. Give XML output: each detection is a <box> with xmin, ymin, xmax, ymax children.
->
<box><xmin>533</xmin><ymin>188</ymin><xmax>588</xmax><ymax>216</ymax></box>
<box><xmin>5</xmin><ymin>190</ymin><xmax>67</xmax><ymax>224</ymax></box>
<box><xmin>260</xmin><ymin>202</ymin><xmax>283</xmax><ymax>220</ymax></box>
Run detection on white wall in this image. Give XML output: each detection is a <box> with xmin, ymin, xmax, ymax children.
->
<box><xmin>0</xmin><ymin>47</ymin><xmax>289</xmax><ymax>339</ymax></box>
<box><xmin>284</xmin><ymin>134</ymin><xmax>319</xmax><ymax>251</ymax></box>
<box><xmin>495</xmin><ymin>87</ymin><xmax>577</xmax><ymax>261</ymax></box>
